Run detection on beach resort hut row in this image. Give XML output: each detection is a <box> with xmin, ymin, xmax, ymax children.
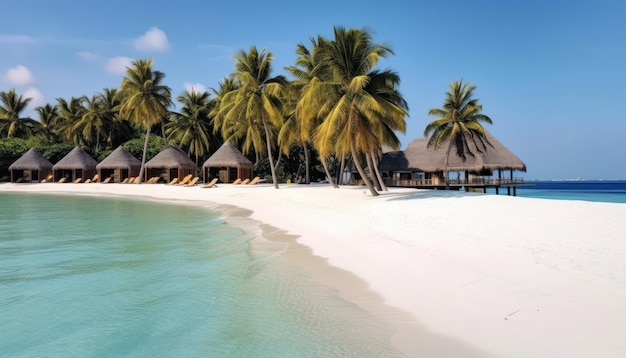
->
<box><xmin>6</xmin><ymin>142</ymin><xmax>256</xmax><ymax>185</ymax></box>
<box><xmin>378</xmin><ymin>130</ymin><xmax>527</xmax><ymax>192</ymax></box>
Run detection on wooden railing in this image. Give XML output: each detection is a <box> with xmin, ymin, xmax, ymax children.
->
<box><xmin>384</xmin><ymin>177</ymin><xmax>525</xmax><ymax>187</ymax></box>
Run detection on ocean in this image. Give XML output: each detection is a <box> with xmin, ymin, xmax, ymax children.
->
<box><xmin>488</xmin><ymin>180</ymin><xmax>626</xmax><ymax>203</ymax></box>
<box><xmin>0</xmin><ymin>193</ymin><xmax>401</xmax><ymax>357</ymax></box>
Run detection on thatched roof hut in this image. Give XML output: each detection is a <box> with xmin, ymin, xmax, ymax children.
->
<box><xmin>379</xmin><ymin>130</ymin><xmax>526</xmax><ymax>186</ymax></box>
<box><xmin>96</xmin><ymin>146</ymin><xmax>142</xmax><ymax>183</ymax></box>
<box><xmin>202</xmin><ymin>141</ymin><xmax>253</xmax><ymax>183</ymax></box>
<box><xmin>9</xmin><ymin>148</ymin><xmax>53</xmax><ymax>183</ymax></box>
<box><xmin>52</xmin><ymin>146</ymin><xmax>98</xmax><ymax>182</ymax></box>
<box><xmin>380</xmin><ymin>130</ymin><xmax>526</xmax><ymax>173</ymax></box>
<box><xmin>144</xmin><ymin>146</ymin><xmax>197</xmax><ymax>183</ymax></box>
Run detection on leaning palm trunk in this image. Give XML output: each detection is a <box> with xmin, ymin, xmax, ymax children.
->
<box><xmin>338</xmin><ymin>153</ymin><xmax>346</xmax><ymax>185</ymax></box>
<box><xmin>137</xmin><ymin>127</ymin><xmax>150</xmax><ymax>184</ymax></box>
<box><xmin>303</xmin><ymin>141</ymin><xmax>310</xmax><ymax>184</ymax></box>
<box><xmin>370</xmin><ymin>149</ymin><xmax>388</xmax><ymax>191</ymax></box>
<box><xmin>320</xmin><ymin>158</ymin><xmax>338</xmax><ymax>188</ymax></box>
<box><xmin>262</xmin><ymin>118</ymin><xmax>279</xmax><ymax>189</ymax></box>
<box><xmin>351</xmin><ymin>144</ymin><xmax>378</xmax><ymax>196</ymax></box>
<box><xmin>366</xmin><ymin>153</ymin><xmax>382</xmax><ymax>191</ymax></box>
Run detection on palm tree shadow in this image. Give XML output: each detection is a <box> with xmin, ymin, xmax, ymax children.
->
<box><xmin>381</xmin><ymin>189</ymin><xmax>483</xmax><ymax>202</ymax></box>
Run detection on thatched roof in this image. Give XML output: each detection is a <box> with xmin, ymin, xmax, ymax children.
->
<box><xmin>144</xmin><ymin>145</ymin><xmax>196</xmax><ymax>169</ymax></box>
<box><xmin>52</xmin><ymin>146</ymin><xmax>98</xmax><ymax>170</ymax></box>
<box><xmin>379</xmin><ymin>130</ymin><xmax>526</xmax><ymax>173</ymax></box>
<box><xmin>202</xmin><ymin>141</ymin><xmax>253</xmax><ymax>169</ymax></box>
<box><xmin>96</xmin><ymin>146</ymin><xmax>141</xmax><ymax>170</ymax></box>
<box><xmin>9</xmin><ymin>148</ymin><xmax>53</xmax><ymax>171</ymax></box>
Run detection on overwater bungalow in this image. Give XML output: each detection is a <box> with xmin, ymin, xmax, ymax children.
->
<box><xmin>144</xmin><ymin>146</ymin><xmax>197</xmax><ymax>183</ymax></box>
<box><xmin>8</xmin><ymin>148</ymin><xmax>53</xmax><ymax>183</ymax></box>
<box><xmin>378</xmin><ymin>130</ymin><xmax>527</xmax><ymax>194</ymax></box>
<box><xmin>52</xmin><ymin>146</ymin><xmax>98</xmax><ymax>183</ymax></box>
<box><xmin>202</xmin><ymin>141</ymin><xmax>253</xmax><ymax>184</ymax></box>
<box><xmin>96</xmin><ymin>146</ymin><xmax>142</xmax><ymax>183</ymax></box>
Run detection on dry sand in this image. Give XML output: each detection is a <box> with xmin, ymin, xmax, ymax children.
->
<box><xmin>2</xmin><ymin>182</ymin><xmax>626</xmax><ymax>357</ymax></box>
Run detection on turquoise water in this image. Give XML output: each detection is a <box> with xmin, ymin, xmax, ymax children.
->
<box><xmin>486</xmin><ymin>180</ymin><xmax>626</xmax><ymax>203</ymax></box>
<box><xmin>0</xmin><ymin>193</ymin><xmax>400</xmax><ymax>357</ymax></box>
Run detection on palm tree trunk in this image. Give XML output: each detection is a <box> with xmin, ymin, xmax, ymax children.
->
<box><xmin>262</xmin><ymin>117</ymin><xmax>279</xmax><ymax>189</ymax></box>
<box><xmin>366</xmin><ymin>153</ymin><xmax>382</xmax><ymax>191</ymax></box>
<box><xmin>137</xmin><ymin>128</ymin><xmax>150</xmax><ymax>184</ymax></box>
<box><xmin>338</xmin><ymin>153</ymin><xmax>346</xmax><ymax>185</ymax></box>
<box><xmin>351</xmin><ymin>144</ymin><xmax>378</xmax><ymax>196</ymax></box>
<box><xmin>160</xmin><ymin>119</ymin><xmax>168</xmax><ymax>145</ymax></box>
<box><xmin>303</xmin><ymin>141</ymin><xmax>310</xmax><ymax>184</ymax></box>
<box><xmin>320</xmin><ymin>158</ymin><xmax>338</xmax><ymax>188</ymax></box>
<box><xmin>370</xmin><ymin>149</ymin><xmax>388</xmax><ymax>191</ymax></box>
<box><xmin>444</xmin><ymin>139</ymin><xmax>454</xmax><ymax>190</ymax></box>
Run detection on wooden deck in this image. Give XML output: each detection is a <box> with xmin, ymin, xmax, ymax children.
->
<box><xmin>383</xmin><ymin>177</ymin><xmax>529</xmax><ymax>196</ymax></box>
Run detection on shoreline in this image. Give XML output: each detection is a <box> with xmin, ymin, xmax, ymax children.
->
<box><xmin>2</xmin><ymin>182</ymin><xmax>626</xmax><ymax>357</ymax></box>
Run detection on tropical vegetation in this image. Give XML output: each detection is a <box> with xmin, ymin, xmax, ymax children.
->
<box><xmin>1</xmin><ymin>26</ymin><xmax>412</xmax><ymax>195</ymax></box>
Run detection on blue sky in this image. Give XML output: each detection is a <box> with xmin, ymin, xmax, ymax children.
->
<box><xmin>1</xmin><ymin>0</ymin><xmax>624</xmax><ymax>180</ymax></box>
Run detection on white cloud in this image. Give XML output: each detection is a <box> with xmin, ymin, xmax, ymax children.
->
<box><xmin>0</xmin><ymin>34</ymin><xmax>35</xmax><ymax>44</ymax></box>
<box><xmin>5</xmin><ymin>65</ymin><xmax>34</xmax><ymax>85</ymax></box>
<box><xmin>77</xmin><ymin>51</ymin><xmax>99</xmax><ymax>61</ymax></box>
<box><xmin>133</xmin><ymin>27</ymin><xmax>169</xmax><ymax>52</ymax></box>
<box><xmin>23</xmin><ymin>87</ymin><xmax>45</xmax><ymax>108</ymax></box>
<box><xmin>105</xmin><ymin>56</ymin><xmax>133</xmax><ymax>74</ymax></box>
<box><xmin>184</xmin><ymin>82</ymin><xmax>206</xmax><ymax>94</ymax></box>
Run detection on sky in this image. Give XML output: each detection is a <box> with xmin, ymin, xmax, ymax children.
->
<box><xmin>1</xmin><ymin>0</ymin><xmax>625</xmax><ymax>180</ymax></box>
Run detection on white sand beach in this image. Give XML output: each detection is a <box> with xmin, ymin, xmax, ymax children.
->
<box><xmin>2</xmin><ymin>182</ymin><xmax>626</xmax><ymax>357</ymax></box>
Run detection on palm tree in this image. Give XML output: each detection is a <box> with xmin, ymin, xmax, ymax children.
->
<box><xmin>97</xmin><ymin>88</ymin><xmax>134</xmax><ymax>149</ymax></box>
<box><xmin>213</xmin><ymin>46</ymin><xmax>286</xmax><ymax>189</ymax></box>
<box><xmin>167</xmin><ymin>89</ymin><xmax>218</xmax><ymax>165</ymax></box>
<box><xmin>284</xmin><ymin>37</ymin><xmax>338</xmax><ymax>186</ymax></box>
<box><xmin>0</xmin><ymin>89</ymin><xmax>42</xmax><ymax>138</ymax></box>
<box><xmin>76</xmin><ymin>95</ymin><xmax>107</xmax><ymax>154</ymax></box>
<box><xmin>55</xmin><ymin>96</ymin><xmax>88</xmax><ymax>145</ymax></box>
<box><xmin>36</xmin><ymin>103</ymin><xmax>59</xmax><ymax>140</ymax></box>
<box><xmin>424</xmin><ymin>80</ymin><xmax>493</xmax><ymax>189</ymax></box>
<box><xmin>300</xmin><ymin>27</ymin><xmax>408</xmax><ymax>196</ymax></box>
<box><xmin>119</xmin><ymin>58</ymin><xmax>172</xmax><ymax>183</ymax></box>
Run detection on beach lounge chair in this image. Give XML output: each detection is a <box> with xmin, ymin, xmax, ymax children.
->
<box><xmin>178</xmin><ymin>174</ymin><xmax>193</xmax><ymax>185</ymax></box>
<box><xmin>202</xmin><ymin>177</ymin><xmax>219</xmax><ymax>188</ymax></box>
<box><xmin>91</xmin><ymin>174</ymin><xmax>99</xmax><ymax>183</ymax></box>
<box><xmin>240</xmin><ymin>178</ymin><xmax>250</xmax><ymax>185</ymax></box>
<box><xmin>84</xmin><ymin>179</ymin><xmax>91</xmax><ymax>183</ymax></box>
<box><xmin>122</xmin><ymin>177</ymin><xmax>129</xmax><ymax>184</ymax></box>
<box><xmin>167</xmin><ymin>177</ymin><xmax>179</xmax><ymax>185</ymax></box>
<box><xmin>102</xmin><ymin>176</ymin><xmax>112</xmax><ymax>183</ymax></box>
<box><xmin>232</xmin><ymin>178</ymin><xmax>242</xmax><ymax>185</ymax></box>
<box><xmin>186</xmin><ymin>177</ymin><xmax>200</xmax><ymax>186</ymax></box>
<box><xmin>249</xmin><ymin>176</ymin><xmax>261</xmax><ymax>185</ymax></box>
<box><xmin>44</xmin><ymin>174</ymin><xmax>53</xmax><ymax>182</ymax></box>
<box><xmin>74</xmin><ymin>178</ymin><xmax>83</xmax><ymax>183</ymax></box>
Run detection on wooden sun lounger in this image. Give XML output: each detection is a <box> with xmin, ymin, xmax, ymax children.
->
<box><xmin>167</xmin><ymin>177</ymin><xmax>179</xmax><ymax>185</ymax></box>
<box><xmin>232</xmin><ymin>178</ymin><xmax>242</xmax><ymax>185</ymax></box>
<box><xmin>186</xmin><ymin>177</ymin><xmax>200</xmax><ymax>186</ymax></box>
<box><xmin>102</xmin><ymin>176</ymin><xmax>112</xmax><ymax>183</ymax></box>
<box><xmin>249</xmin><ymin>176</ymin><xmax>261</xmax><ymax>185</ymax></box>
<box><xmin>178</xmin><ymin>174</ymin><xmax>193</xmax><ymax>185</ymax></box>
<box><xmin>202</xmin><ymin>178</ymin><xmax>219</xmax><ymax>188</ymax></box>
<box><xmin>74</xmin><ymin>178</ymin><xmax>83</xmax><ymax>183</ymax></box>
<box><xmin>58</xmin><ymin>177</ymin><xmax>67</xmax><ymax>183</ymax></box>
<box><xmin>240</xmin><ymin>178</ymin><xmax>250</xmax><ymax>185</ymax></box>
